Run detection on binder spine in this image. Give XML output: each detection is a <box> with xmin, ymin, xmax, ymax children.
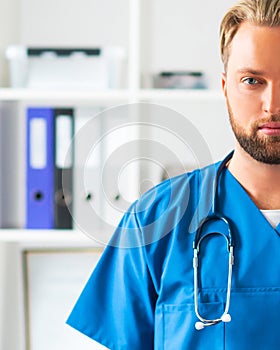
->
<box><xmin>26</xmin><ymin>107</ymin><xmax>54</xmax><ymax>228</ymax></box>
<box><xmin>54</xmin><ymin>108</ymin><xmax>74</xmax><ymax>229</ymax></box>
<box><xmin>73</xmin><ymin>107</ymin><xmax>102</xmax><ymax>234</ymax></box>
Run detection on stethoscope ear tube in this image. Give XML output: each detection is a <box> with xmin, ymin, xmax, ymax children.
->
<box><xmin>193</xmin><ymin>214</ymin><xmax>234</xmax><ymax>251</ymax></box>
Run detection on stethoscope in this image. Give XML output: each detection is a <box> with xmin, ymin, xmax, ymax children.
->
<box><xmin>193</xmin><ymin>151</ymin><xmax>234</xmax><ymax>330</ymax></box>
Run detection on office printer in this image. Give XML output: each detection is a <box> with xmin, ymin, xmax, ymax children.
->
<box><xmin>6</xmin><ymin>46</ymin><xmax>126</xmax><ymax>89</ymax></box>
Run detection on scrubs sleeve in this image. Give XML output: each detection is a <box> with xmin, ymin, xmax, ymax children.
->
<box><xmin>66</xmin><ymin>204</ymin><xmax>158</xmax><ymax>350</ymax></box>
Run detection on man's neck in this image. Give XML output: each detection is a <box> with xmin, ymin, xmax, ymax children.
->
<box><xmin>227</xmin><ymin>146</ymin><xmax>280</xmax><ymax>210</ymax></box>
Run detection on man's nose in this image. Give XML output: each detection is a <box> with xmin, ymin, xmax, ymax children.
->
<box><xmin>263</xmin><ymin>83</ymin><xmax>280</xmax><ymax>115</ymax></box>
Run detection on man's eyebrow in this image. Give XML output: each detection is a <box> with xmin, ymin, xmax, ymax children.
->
<box><xmin>237</xmin><ymin>68</ymin><xmax>265</xmax><ymax>75</ymax></box>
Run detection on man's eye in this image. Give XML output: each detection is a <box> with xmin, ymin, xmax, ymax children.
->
<box><xmin>242</xmin><ymin>77</ymin><xmax>259</xmax><ymax>85</ymax></box>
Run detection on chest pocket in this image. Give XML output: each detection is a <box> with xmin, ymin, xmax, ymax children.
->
<box><xmin>225</xmin><ymin>289</ymin><xmax>280</xmax><ymax>350</ymax></box>
<box><xmin>160</xmin><ymin>302</ymin><xmax>224</xmax><ymax>350</ymax></box>
<box><xmin>159</xmin><ymin>289</ymin><xmax>280</xmax><ymax>350</ymax></box>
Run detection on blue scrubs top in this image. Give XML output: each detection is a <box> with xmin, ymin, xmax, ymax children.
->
<box><xmin>67</xmin><ymin>159</ymin><xmax>280</xmax><ymax>350</ymax></box>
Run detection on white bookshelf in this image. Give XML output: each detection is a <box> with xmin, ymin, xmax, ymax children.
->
<box><xmin>0</xmin><ymin>0</ymin><xmax>235</xmax><ymax>245</ymax></box>
<box><xmin>0</xmin><ymin>1</ymin><xmax>237</xmax><ymax>349</ymax></box>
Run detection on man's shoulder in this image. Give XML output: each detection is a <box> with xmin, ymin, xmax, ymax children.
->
<box><xmin>137</xmin><ymin>162</ymin><xmax>219</xmax><ymax>206</ymax></box>
<box><xmin>128</xmin><ymin>162</ymin><xmax>219</xmax><ymax>226</ymax></box>
<box><xmin>115</xmin><ymin>160</ymin><xmax>222</xmax><ymax>247</ymax></box>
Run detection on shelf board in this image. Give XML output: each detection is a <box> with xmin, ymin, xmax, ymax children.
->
<box><xmin>0</xmin><ymin>229</ymin><xmax>106</xmax><ymax>246</ymax></box>
<box><xmin>138</xmin><ymin>89</ymin><xmax>224</xmax><ymax>101</ymax></box>
<box><xmin>0</xmin><ymin>87</ymin><xmax>224</xmax><ymax>102</ymax></box>
<box><xmin>0</xmin><ymin>88</ymin><xmax>134</xmax><ymax>103</ymax></box>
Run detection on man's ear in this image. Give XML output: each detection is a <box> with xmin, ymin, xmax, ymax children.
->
<box><xmin>221</xmin><ymin>72</ymin><xmax>227</xmax><ymax>97</ymax></box>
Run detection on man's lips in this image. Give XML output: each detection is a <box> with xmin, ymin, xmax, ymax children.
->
<box><xmin>259</xmin><ymin>122</ymin><xmax>280</xmax><ymax>135</ymax></box>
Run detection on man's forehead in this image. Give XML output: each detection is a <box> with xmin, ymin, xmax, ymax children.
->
<box><xmin>227</xmin><ymin>22</ymin><xmax>280</xmax><ymax>72</ymax></box>
<box><xmin>232</xmin><ymin>21</ymin><xmax>280</xmax><ymax>45</ymax></box>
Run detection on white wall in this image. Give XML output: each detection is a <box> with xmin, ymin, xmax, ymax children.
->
<box><xmin>140</xmin><ymin>0</ymin><xmax>237</xmax><ymax>89</ymax></box>
<box><xmin>0</xmin><ymin>242</ymin><xmax>25</xmax><ymax>350</ymax></box>
<box><xmin>0</xmin><ymin>0</ymin><xmax>20</xmax><ymax>86</ymax></box>
<box><xmin>20</xmin><ymin>0</ymin><xmax>130</xmax><ymax>47</ymax></box>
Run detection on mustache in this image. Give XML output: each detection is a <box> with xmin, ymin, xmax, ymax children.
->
<box><xmin>261</xmin><ymin>115</ymin><xmax>280</xmax><ymax>122</ymax></box>
<box><xmin>253</xmin><ymin>115</ymin><xmax>280</xmax><ymax>127</ymax></box>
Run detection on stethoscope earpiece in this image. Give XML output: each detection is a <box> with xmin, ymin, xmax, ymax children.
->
<box><xmin>195</xmin><ymin>322</ymin><xmax>205</xmax><ymax>330</ymax></box>
<box><xmin>221</xmin><ymin>313</ymin><xmax>231</xmax><ymax>323</ymax></box>
<box><xmin>195</xmin><ymin>314</ymin><xmax>232</xmax><ymax>331</ymax></box>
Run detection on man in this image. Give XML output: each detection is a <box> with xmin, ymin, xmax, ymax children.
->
<box><xmin>67</xmin><ymin>0</ymin><xmax>280</xmax><ymax>348</ymax></box>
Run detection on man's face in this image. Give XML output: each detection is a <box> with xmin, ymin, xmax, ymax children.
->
<box><xmin>222</xmin><ymin>22</ymin><xmax>280</xmax><ymax>164</ymax></box>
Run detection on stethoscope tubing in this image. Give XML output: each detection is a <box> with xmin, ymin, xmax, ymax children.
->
<box><xmin>193</xmin><ymin>151</ymin><xmax>235</xmax><ymax>330</ymax></box>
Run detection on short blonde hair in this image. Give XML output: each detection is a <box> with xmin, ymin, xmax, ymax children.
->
<box><xmin>220</xmin><ymin>0</ymin><xmax>280</xmax><ymax>69</ymax></box>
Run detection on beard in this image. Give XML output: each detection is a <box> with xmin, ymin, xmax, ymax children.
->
<box><xmin>227</xmin><ymin>99</ymin><xmax>280</xmax><ymax>164</ymax></box>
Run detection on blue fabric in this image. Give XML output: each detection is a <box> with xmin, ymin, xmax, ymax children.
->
<box><xmin>66</xmin><ymin>157</ymin><xmax>280</xmax><ymax>349</ymax></box>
